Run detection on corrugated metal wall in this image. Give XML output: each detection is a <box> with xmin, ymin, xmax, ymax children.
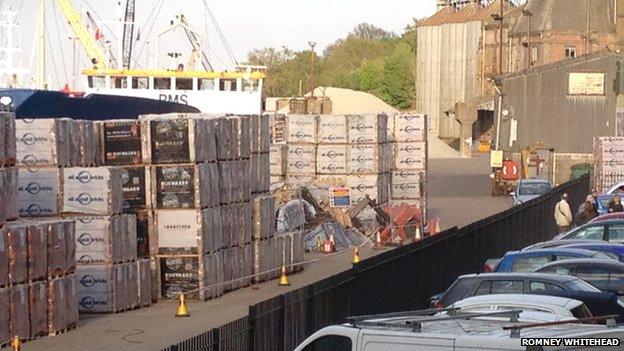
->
<box><xmin>417</xmin><ymin>21</ymin><xmax>482</xmax><ymax>140</ymax></box>
<box><xmin>498</xmin><ymin>54</ymin><xmax>620</xmax><ymax>154</ymax></box>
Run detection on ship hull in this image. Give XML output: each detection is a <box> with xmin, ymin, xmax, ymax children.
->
<box><xmin>0</xmin><ymin>89</ymin><xmax>199</xmax><ymax>120</ymax></box>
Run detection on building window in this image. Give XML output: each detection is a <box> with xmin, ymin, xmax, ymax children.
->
<box><xmin>531</xmin><ymin>47</ymin><xmax>538</xmax><ymax>63</ymax></box>
<box><xmin>565</xmin><ymin>47</ymin><xmax>576</xmax><ymax>59</ymax></box>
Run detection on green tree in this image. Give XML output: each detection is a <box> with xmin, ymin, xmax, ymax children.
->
<box><xmin>379</xmin><ymin>42</ymin><xmax>415</xmax><ymax>110</ymax></box>
<box><xmin>244</xmin><ymin>22</ymin><xmax>417</xmax><ymax>110</ymax></box>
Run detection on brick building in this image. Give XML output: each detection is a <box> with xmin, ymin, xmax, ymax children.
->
<box><xmin>418</xmin><ymin>0</ymin><xmax>620</xmax><ymax>148</ymax></box>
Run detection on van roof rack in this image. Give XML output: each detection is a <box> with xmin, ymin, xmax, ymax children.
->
<box><xmin>348</xmin><ymin>309</ymin><xmax>522</xmax><ymax>333</ymax></box>
<box><xmin>346</xmin><ymin>308</ymin><xmax>459</xmax><ymax>323</ymax></box>
<box><xmin>503</xmin><ymin>315</ymin><xmax>619</xmax><ymax>338</ymax></box>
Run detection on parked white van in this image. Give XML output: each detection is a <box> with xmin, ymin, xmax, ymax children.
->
<box><xmin>293</xmin><ymin>309</ymin><xmax>623</xmax><ymax>351</ymax></box>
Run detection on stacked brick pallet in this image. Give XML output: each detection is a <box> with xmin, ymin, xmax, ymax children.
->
<box><xmin>275</xmin><ymin>114</ymin><xmax>391</xmax><ymax>205</ymax></box>
<box><xmin>1</xmin><ymin>111</ymin><xmax>78</xmax><ymax>345</ymax></box>
<box><xmin>141</xmin><ymin>114</ymin><xmax>301</xmax><ymax>299</ymax></box>
<box><xmin>137</xmin><ymin>114</ymin><xmax>223</xmax><ymax>301</ymax></box>
<box><xmin>594</xmin><ymin>137</ymin><xmax>624</xmax><ymax>192</ymax></box>
<box><xmin>389</xmin><ymin>114</ymin><xmax>428</xmax><ymax>211</ymax></box>
<box><xmin>13</xmin><ymin>117</ymin><xmax>151</xmax><ymax>315</ymax></box>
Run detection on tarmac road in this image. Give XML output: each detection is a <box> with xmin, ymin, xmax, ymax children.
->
<box><xmin>20</xmin><ymin>155</ymin><xmax>511</xmax><ymax>351</ymax></box>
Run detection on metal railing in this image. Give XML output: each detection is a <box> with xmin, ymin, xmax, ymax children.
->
<box><xmin>162</xmin><ymin>175</ymin><xmax>589</xmax><ymax>351</ymax></box>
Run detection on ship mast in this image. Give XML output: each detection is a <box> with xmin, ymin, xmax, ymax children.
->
<box><xmin>0</xmin><ymin>6</ymin><xmax>29</xmax><ymax>88</ymax></box>
<box><xmin>37</xmin><ymin>0</ymin><xmax>46</xmax><ymax>89</ymax></box>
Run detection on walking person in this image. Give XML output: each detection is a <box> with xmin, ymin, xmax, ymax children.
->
<box><xmin>554</xmin><ymin>193</ymin><xmax>573</xmax><ymax>233</ymax></box>
<box><xmin>575</xmin><ymin>200</ymin><xmax>597</xmax><ymax>226</ymax></box>
<box><xmin>609</xmin><ymin>195</ymin><xmax>624</xmax><ymax>213</ymax></box>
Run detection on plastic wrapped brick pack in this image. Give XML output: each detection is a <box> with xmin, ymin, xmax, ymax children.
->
<box><xmin>74</xmin><ymin>216</ymin><xmax>122</xmax><ymax>265</ymax></box>
<box><xmin>119</xmin><ymin>166</ymin><xmax>147</xmax><ymax>213</ymax></box>
<box><xmin>7</xmin><ymin>224</ymin><xmax>28</xmax><ymax>284</ymax></box>
<box><xmin>65</xmin><ymin>274</ymin><xmax>79</xmax><ymax>326</ymax></box>
<box><xmin>200</xmin><ymin>252</ymin><xmax>222</xmax><ymax>301</ymax></box>
<box><xmin>233</xmin><ymin>116</ymin><xmax>251</xmax><ymax>159</ymax></box>
<box><xmin>62</xmin><ymin>167</ymin><xmax>124</xmax><ymax>215</ymax></box>
<box><xmin>0</xmin><ymin>228</ymin><xmax>7</xmax><ymax>286</ymax></box>
<box><xmin>29</xmin><ymin>281</ymin><xmax>47</xmax><ymax>337</ymax></box>
<box><xmin>137</xmin><ymin>259</ymin><xmax>151</xmax><ymax>306</ymax></box>
<box><xmin>15</xmin><ymin>118</ymin><xmax>72</xmax><ymax>167</ymax></box>
<box><xmin>126</xmin><ymin>262</ymin><xmax>139</xmax><ymax>310</ymax></box>
<box><xmin>0</xmin><ymin>112</ymin><xmax>16</xmax><ymax>167</ymax></box>
<box><xmin>259</xmin><ymin>114</ymin><xmax>271</xmax><ymax>153</ymax></box>
<box><xmin>46</xmin><ymin>221</ymin><xmax>66</xmax><ymax>276</ymax></box>
<box><xmin>202</xmin><ymin>207</ymin><xmax>223</xmax><ymax>254</ymax></box>
<box><xmin>27</xmin><ymin>223</ymin><xmax>47</xmax><ymax>281</ymax></box>
<box><xmin>100</xmin><ymin>120</ymin><xmax>143</xmax><ymax>166</ymax></box>
<box><xmin>218</xmin><ymin>161</ymin><xmax>234</xmax><ymax>204</ymax></box>
<box><xmin>285</xmin><ymin>115</ymin><xmax>317</xmax><ymax>144</ymax></box>
<box><xmin>123</xmin><ymin>214</ymin><xmax>137</xmax><ymax>262</ymax></box>
<box><xmin>64</xmin><ymin>220</ymin><xmax>76</xmax><ymax>273</ymax></box>
<box><xmin>140</xmin><ymin>114</ymin><xmax>210</xmax><ymax>164</ymax></box>
<box><xmin>113</xmin><ymin>263</ymin><xmax>127</xmax><ymax>312</ymax></box>
<box><xmin>318</xmin><ymin>115</ymin><xmax>348</xmax><ymax>144</ymax></box>
<box><xmin>0</xmin><ymin>168</ymin><xmax>18</xmax><ymax>223</ymax></box>
<box><xmin>47</xmin><ymin>277</ymin><xmax>67</xmax><ymax>332</ymax></box>
<box><xmin>146</xmin><ymin>163</ymin><xmax>218</xmax><ymax>210</ymax></box>
<box><xmin>75</xmin><ymin>265</ymin><xmax>115</xmax><ymax>313</ymax></box>
<box><xmin>0</xmin><ymin>287</ymin><xmax>8</xmax><ymax>344</ymax></box>
<box><xmin>17</xmin><ymin>167</ymin><xmax>62</xmax><ymax>217</ymax></box>
<box><xmin>347</xmin><ymin>113</ymin><xmax>388</xmax><ymax>144</ymax></box>
<box><xmin>10</xmin><ymin>284</ymin><xmax>30</xmax><ymax>339</ymax></box>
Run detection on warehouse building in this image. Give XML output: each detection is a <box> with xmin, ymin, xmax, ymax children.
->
<box><xmin>496</xmin><ymin>51</ymin><xmax>624</xmax><ymax>182</ymax></box>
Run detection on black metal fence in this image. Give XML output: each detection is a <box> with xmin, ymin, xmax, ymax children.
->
<box><xmin>162</xmin><ymin>176</ymin><xmax>589</xmax><ymax>351</ymax></box>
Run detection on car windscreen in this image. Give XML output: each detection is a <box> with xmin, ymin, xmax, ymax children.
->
<box><xmin>518</xmin><ymin>182</ymin><xmax>551</xmax><ymax>196</ymax></box>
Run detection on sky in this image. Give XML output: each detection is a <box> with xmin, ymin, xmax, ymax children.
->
<box><xmin>0</xmin><ymin>0</ymin><xmax>437</xmax><ymax>89</ymax></box>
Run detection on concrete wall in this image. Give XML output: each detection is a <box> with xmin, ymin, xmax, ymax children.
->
<box><xmin>498</xmin><ymin>53</ymin><xmax>620</xmax><ymax>154</ymax></box>
<box><xmin>417</xmin><ymin>21</ymin><xmax>482</xmax><ymax>141</ymax></box>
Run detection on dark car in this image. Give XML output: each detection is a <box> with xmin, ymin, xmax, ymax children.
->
<box><xmin>522</xmin><ymin>239</ymin><xmax>601</xmax><ymax>251</ymax></box>
<box><xmin>492</xmin><ymin>248</ymin><xmax>611</xmax><ymax>273</ymax></box>
<box><xmin>432</xmin><ymin>272</ymin><xmax>600</xmax><ymax>308</ymax></box>
<box><xmin>533</xmin><ymin>259</ymin><xmax>624</xmax><ymax>296</ymax></box>
<box><xmin>589</xmin><ymin>212</ymin><xmax>624</xmax><ymax>224</ymax></box>
<box><xmin>554</xmin><ymin>219</ymin><xmax>624</xmax><ymax>243</ymax></box>
<box><xmin>559</xmin><ymin>242</ymin><xmax>624</xmax><ymax>262</ymax></box>
<box><xmin>430</xmin><ymin>273</ymin><xmax>624</xmax><ymax>320</ymax></box>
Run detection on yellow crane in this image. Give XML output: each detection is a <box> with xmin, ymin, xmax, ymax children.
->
<box><xmin>56</xmin><ymin>0</ymin><xmax>108</xmax><ymax>70</ymax></box>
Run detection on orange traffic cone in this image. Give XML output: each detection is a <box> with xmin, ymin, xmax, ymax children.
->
<box><xmin>351</xmin><ymin>246</ymin><xmax>361</xmax><ymax>265</ymax></box>
<box><xmin>373</xmin><ymin>231</ymin><xmax>384</xmax><ymax>250</ymax></box>
<box><xmin>278</xmin><ymin>265</ymin><xmax>290</xmax><ymax>286</ymax></box>
<box><xmin>11</xmin><ymin>336</ymin><xmax>20</xmax><ymax>351</ymax></box>
<box><xmin>175</xmin><ymin>293</ymin><xmax>190</xmax><ymax>318</ymax></box>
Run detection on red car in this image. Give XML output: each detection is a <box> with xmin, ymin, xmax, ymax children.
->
<box><xmin>589</xmin><ymin>213</ymin><xmax>624</xmax><ymax>223</ymax></box>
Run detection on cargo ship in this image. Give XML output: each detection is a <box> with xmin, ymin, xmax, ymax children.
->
<box><xmin>0</xmin><ymin>1</ymin><xmax>265</xmax><ymax>119</ymax></box>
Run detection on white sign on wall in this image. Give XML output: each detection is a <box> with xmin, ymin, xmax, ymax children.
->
<box><xmin>568</xmin><ymin>72</ymin><xmax>605</xmax><ymax>95</ymax></box>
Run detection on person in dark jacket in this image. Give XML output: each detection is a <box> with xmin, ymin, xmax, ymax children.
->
<box><xmin>576</xmin><ymin>201</ymin><xmax>597</xmax><ymax>226</ymax></box>
<box><xmin>608</xmin><ymin>196</ymin><xmax>624</xmax><ymax>213</ymax></box>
